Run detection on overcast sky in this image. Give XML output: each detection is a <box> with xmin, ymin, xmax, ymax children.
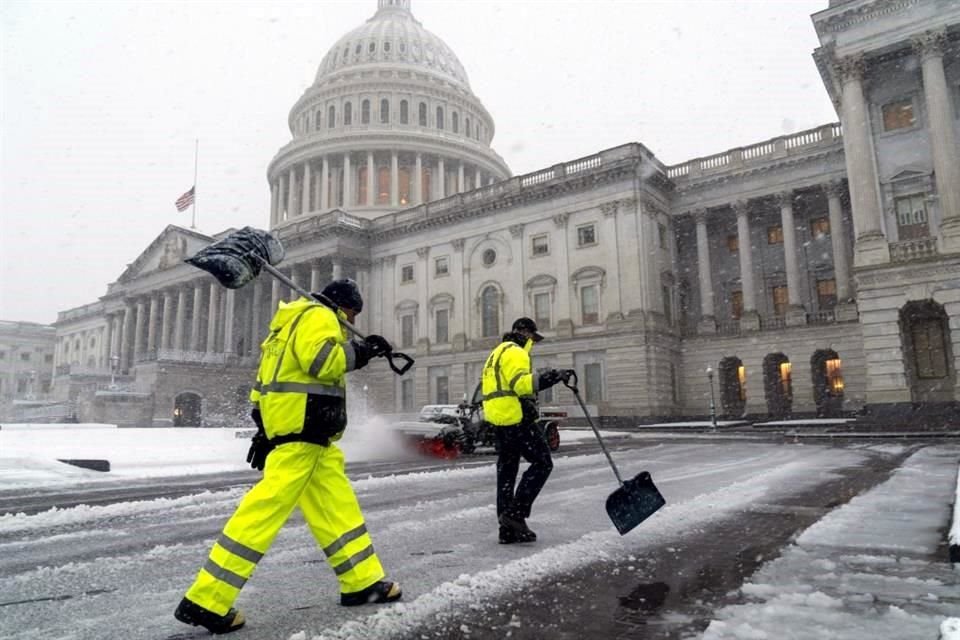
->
<box><xmin>0</xmin><ymin>0</ymin><xmax>835</xmax><ymax>325</ymax></box>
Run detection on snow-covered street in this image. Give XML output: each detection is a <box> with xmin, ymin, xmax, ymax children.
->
<box><xmin>1</xmin><ymin>425</ymin><xmax>956</xmax><ymax>639</ymax></box>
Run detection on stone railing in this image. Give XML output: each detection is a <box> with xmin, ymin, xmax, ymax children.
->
<box><xmin>154</xmin><ymin>349</ymin><xmax>257</xmax><ymax>368</ymax></box>
<box><xmin>716</xmin><ymin>320</ymin><xmax>741</xmax><ymax>336</ymax></box>
<box><xmin>665</xmin><ymin>123</ymin><xmax>843</xmax><ymax>180</ymax></box>
<box><xmin>806</xmin><ymin>310</ymin><xmax>836</xmax><ymax>325</ymax></box>
<box><xmin>759</xmin><ymin>316</ymin><xmax>786</xmax><ymax>331</ymax></box>
<box><xmin>890</xmin><ymin>237</ymin><xmax>938</xmax><ymax>262</ymax></box>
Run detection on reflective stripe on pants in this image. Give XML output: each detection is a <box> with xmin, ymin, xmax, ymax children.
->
<box><xmin>184</xmin><ymin>441</ymin><xmax>385</xmax><ymax>615</ymax></box>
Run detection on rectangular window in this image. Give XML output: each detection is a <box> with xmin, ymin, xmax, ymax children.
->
<box><xmin>817</xmin><ymin>279</ymin><xmax>837</xmax><ymax>309</ymax></box>
<box><xmin>531</xmin><ymin>234</ymin><xmax>549</xmax><ymax>256</ymax></box>
<box><xmin>882</xmin><ymin>98</ymin><xmax>915</xmax><ymax>131</ymax></box>
<box><xmin>401</xmin><ymin>378</ymin><xmax>415</xmax><ymax>412</ymax></box>
<box><xmin>767</xmin><ymin>225</ymin><xmax>783</xmax><ymax>244</ymax></box>
<box><xmin>662</xmin><ymin>285</ymin><xmax>673</xmax><ymax>325</ymax></box>
<box><xmin>772</xmin><ymin>285</ymin><xmax>789</xmax><ymax>316</ymax></box>
<box><xmin>727</xmin><ymin>234</ymin><xmax>739</xmax><ymax>252</ymax></box>
<box><xmin>658</xmin><ymin>223</ymin><xmax>668</xmax><ymax>249</ymax></box>
<box><xmin>581</xmin><ymin>285</ymin><xmax>599</xmax><ymax>324</ymax></box>
<box><xmin>584</xmin><ymin>362</ymin><xmax>603</xmax><ymax>403</ymax></box>
<box><xmin>20</xmin><ymin>352</ymin><xmax>30</xmax><ymax>361</ymax></box>
<box><xmin>401</xmin><ymin>264</ymin><xmax>415</xmax><ymax>284</ymax></box>
<box><xmin>577</xmin><ymin>224</ymin><xmax>596</xmax><ymax>247</ymax></box>
<box><xmin>401</xmin><ymin>314</ymin><xmax>415</xmax><ymax>348</ymax></box>
<box><xmin>533</xmin><ymin>292</ymin><xmax>551</xmax><ymax>330</ymax></box>
<box><xmin>895</xmin><ymin>194</ymin><xmax>929</xmax><ymax>240</ymax></box>
<box><xmin>731</xmin><ymin>290</ymin><xmax>743</xmax><ymax>320</ymax></box>
<box><xmin>435</xmin><ymin>309</ymin><xmax>449</xmax><ymax>344</ymax></box>
<box><xmin>44</xmin><ymin>354</ymin><xmax>53</xmax><ymax>364</ymax></box>
<box><xmin>810</xmin><ymin>217</ymin><xmax>830</xmax><ymax>238</ymax></box>
<box><xmin>17</xmin><ymin>379</ymin><xmax>27</xmax><ymax>393</ymax></box>
<box><xmin>912</xmin><ymin>319</ymin><xmax>948</xmax><ymax>379</ymax></box>
<box><xmin>435</xmin><ymin>375</ymin><xmax>449</xmax><ymax>404</ymax></box>
<box><xmin>0</xmin><ymin>351</ymin><xmax>5</xmax><ymax>360</ymax></box>
<box><xmin>434</xmin><ymin>256</ymin><xmax>449</xmax><ymax>277</ymax></box>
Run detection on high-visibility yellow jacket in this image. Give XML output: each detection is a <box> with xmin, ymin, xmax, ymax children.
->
<box><xmin>249</xmin><ymin>297</ymin><xmax>358</xmax><ymax>443</ymax></box>
<box><xmin>481</xmin><ymin>338</ymin><xmax>538</xmax><ymax>426</ymax></box>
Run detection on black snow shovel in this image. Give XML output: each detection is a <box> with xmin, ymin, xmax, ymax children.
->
<box><xmin>562</xmin><ymin>373</ymin><xmax>665</xmax><ymax>535</ymax></box>
<box><xmin>184</xmin><ymin>226</ymin><xmax>414</xmax><ymax>375</ymax></box>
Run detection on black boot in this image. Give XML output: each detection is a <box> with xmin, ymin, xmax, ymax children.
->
<box><xmin>174</xmin><ymin>598</ymin><xmax>245</xmax><ymax>634</ymax></box>
<box><xmin>340</xmin><ymin>580</ymin><xmax>402</xmax><ymax>606</ymax></box>
<box><xmin>499</xmin><ymin>514</ymin><xmax>537</xmax><ymax>543</ymax></box>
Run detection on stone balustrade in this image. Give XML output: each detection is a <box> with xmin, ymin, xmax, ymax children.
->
<box><xmin>890</xmin><ymin>237</ymin><xmax>938</xmax><ymax>262</ymax></box>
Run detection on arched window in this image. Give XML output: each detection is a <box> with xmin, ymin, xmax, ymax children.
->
<box><xmin>436</xmin><ymin>106</ymin><xmax>444</xmax><ymax>130</ymax></box>
<box><xmin>380</xmin><ymin>98</ymin><xmax>390</xmax><ymax>124</ymax></box>
<box><xmin>465</xmin><ymin>117</ymin><xmax>471</xmax><ymax>138</ymax></box>
<box><xmin>400</xmin><ymin>100</ymin><xmax>409</xmax><ymax>124</ymax></box>
<box><xmin>452</xmin><ymin>112</ymin><xmax>459</xmax><ymax>133</ymax></box>
<box><xmin>418</xmin><ymin>102</ymin><xmax>427</xmax><ymax>126</ymax></box>
<box><xmin>362</xmin><ymin>99</ymin><xmax>371</xmax><ymax>124</ymax></box>
<box><xmin>328</xmin><ymin>106</ymin><xmax>336</xmax><ymax>128</ymax></box>
<box><xmin>481</xmin><ymin>286</ymin><xmax>499</xmax><ymax>338</ymax></box>
<box><xmin>315</xmin><ymin>109</ymin><xmax>323</xmax><ymax>131</ymax></box>
<box><xmin>377</xmin><ymin>167</ymin><xmax>390</xmax><ymax>204</ymax></box>
<box><xmin>344</xmin><ymin>102</ymin><xmax>352</xmax><ymax>125</ymax></box>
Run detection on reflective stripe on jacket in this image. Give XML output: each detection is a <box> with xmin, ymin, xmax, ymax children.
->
<box><xmin>481</xmin><ymin>340</ymin><xmax>537</xmax><ymax>426</ymax></box>
<box><xmin>248</xmin><ymin>297</ymin><xmax>359</xmax><ymax>441</ymax></box>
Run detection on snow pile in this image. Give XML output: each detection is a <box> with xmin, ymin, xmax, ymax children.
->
<box><xmin>702</xmin><ymin>445</ymin><xmax>960</xmax><ymax>640</ymax></box>
<box><xmin>942</xmin><ymin>618</ymin><xmax>960</xmax><ymax>640</ymax></box>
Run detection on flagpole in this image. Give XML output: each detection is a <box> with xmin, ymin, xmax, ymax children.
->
<box><xmin>191</xmin><ymin>139</ymin><xmax>199</xmax><ymax>230</ymax></box>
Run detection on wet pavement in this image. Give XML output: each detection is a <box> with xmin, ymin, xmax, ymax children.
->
<box><xmin>411</xmin><ymin>445</ymin><xmax>912</xmax><ymax>639</ymax></box>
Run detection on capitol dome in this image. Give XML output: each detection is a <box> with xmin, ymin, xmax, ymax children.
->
<box><xmin>266</xmin><ymin>0</ymin><xmax>511</xmax><ymax>227</ymax></box>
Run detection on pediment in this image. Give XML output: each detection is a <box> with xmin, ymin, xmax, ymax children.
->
<box><xmin>117</xmin><ymin>225</ymin><xmax>214</xmax><ymax>283</ymax></box>
<box><xmin>887</xmin><ymin>166</ymin><xmax>929</xmax><ymax>183</ymax></box>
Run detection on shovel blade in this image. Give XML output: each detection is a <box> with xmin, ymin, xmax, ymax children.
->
<box><xmin>606</xmin><ymin>471</ymin><xmax>665</xmax><ymax>535</ymax></box>
<box><xmin>185</xmin><ymin>226</ymin><xmax>285</xmax><ymax>289</ymax></box>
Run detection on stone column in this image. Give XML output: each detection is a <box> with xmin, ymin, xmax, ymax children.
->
<box><xmin>366</xmin><ymin>152</ymin><xmax>375</xmax><ymax>206</ymax></box>
<box><xmin>475</xmin><ymin>169</ymin><xmax>482</xmax><ymax>190</ymax></box>
<box><xmin>694</xmin><ymin>209</ymin><xmax>716</xmax><ymax>333</ymax></box>
<box><xmin>601</xmin><ymin>204</ymin><xmax>622</xmax><ymax>320</ymax></box>
<box><xmin>414</xmin><ymin>153</ymin><xmax>423</xmax><ymax>204</ymax></box>
<box><xmin>160</xmin><ymin>290</ymin><xmax>174</xmax><ymax>350</ymax></box>
<box><xmin>290</xmin><ymin>264</ymin><xmax>304</xmax><ymax>294</ymax></box>
<box><xmin>321</xmin><ymin>156</ymin><xmax>330</xmax><ymax>210</ymax></box>
<box><xmin>279</xmin><ymin>173</ymin><xmax>288</xmax><ymax>222</ymax></box>
<box><xmin>133</xmin><ymin>299</ymin><xmax>146</xmax><ymax>364</ymax></box>
<box><xmin>310</xmin><ymin>262</ymin><xmax>322</xmax><ymax>291</ymax></box>
<box><xmin>342</xmin><ymin>153</ymin><xmax>352</xmax><ymax>208</ymax></box>
<box><xmin>189</xmin><ymin>284</ymin><xmax>203</xmax><ymax>351</ymax></box>
<box><xmin>206</xmin><ymin>282</ymin><xmax>220</xmax><ymax>353</ymax></box>
<box><xmin>301</xmin><ymin>162</ymin><xmax>312</xmax><ymax>215</ymax></box>
<box><xmin>270</xmin><ymin>181</ymin><xmax>279</xmax><ymax>227</ymax></box>
<box><xmin>553</xmin><ymin>213</ymin><xmax>573</xmax><ymax>336</ymax></box>
<box><xmin>271</xmin><ymin>279</ymin><xmax>281</xmax><ymax>315</ymax></box>
<box><xmin>457</xmin><ymin>162</ymin><xmax>465</xmax><ymax>194</ymax></box>
<box><xmin>332</xmin><ymin>259</ymin><xmax>342</xmax><ymax>281</ymax></box>
<box><xmin>103</xmin><ymin>313</ymin><xmax>114</xmax><ymax>366</ymax></box>
<box><xmin>778</xmin><ymin>192</ymin><xmax>806</xmax><ymax>326</ymax></box>
<box><xmin>509</xmin><ymin>224</ymin><xmax>525</xmax><ymax>319</ymax></box>
<box><xmin>121</xmin><ymin>303</ymin><xmax>134</xmax><ymax>370</ymax></box>
<box><xmin>174</xmin><ymin>287</ymin><xmax>187</xmax><ymax>350</ymax></box>
<box><xmin>437</xmin><ymin>158</ymin><xmax>446</xmax><ymax>199</ymax></box>
<box><xmin>825</xmin><ymin>182</ymin><xmax>854</xmax><ymax>312</ymax></box>
<box><xmin>734</xmin><ymin>201</ymin><xmax>760</xmax><ymax>331</ymax></box>
<box><xmin>452</xmin><ymin>240</ymin><xmax>466</xmax><ymax>349</ymax></box>
<box><xmin>914</xmin><ymin>30</ymin><xmax>960</xmax><ymax>252</ymax></box>
<box><xmin>248</xmin><ymin>279</ymin><xmax>262</xmax><ymax>356</ymax></box>
<box><xmin>391</xmin><ymin>151</ymin><xmax>399</xmax><ymax>206</ymax></box>
<box><xmin>223</xmin><ymin>289</ymin><xmax>236</xmax><ymax>355</ymax></box>
<box><xmin>286</xmin><ymin>167</ymin><xmax>296</xmax><ymax>220</ymax></box>
<box><xmin>146</xmin><ymin>294</ymin><xmax>159</xmax><ymax>352</ymax></box>
<box><xmin>834</xmin><ymin>55</ymin><xmax>889</xmax><ymax>266</ymax></box>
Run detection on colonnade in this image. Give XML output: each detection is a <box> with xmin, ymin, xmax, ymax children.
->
<box><xmin>270</xmin><ymin>151</ymin><xmax>497</xmax><ymax>226</ymax></box>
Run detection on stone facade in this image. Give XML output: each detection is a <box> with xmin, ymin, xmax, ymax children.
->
<box><xmin>0</xmin><ymin>321</ymin><xmax>56</xmax><ymax>420</ymax></box>
<box><xmin>45</xmin><ymin>0</ymin><xmax>959</xmax><ymax>426</ymax></box>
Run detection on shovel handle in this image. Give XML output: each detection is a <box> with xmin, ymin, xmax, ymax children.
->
<box><xmin>257</xmin><ymin>260</ymin><xmax>416</xmax><ymax>376</ymax></box>
<box><xmin>562</xmin><ymin>373</ymin><xmax>625</xmax><ymax>486</ymax></box>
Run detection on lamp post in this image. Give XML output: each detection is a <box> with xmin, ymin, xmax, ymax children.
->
<box><xmin>109</xmin><ymin>355</ymin><xmax>120</xmax><ymax>389</ymax></box>
<box><xmin>706</xmin><ymin>366</ymin><xmax>718</xmax><ymax>431</ymax></box>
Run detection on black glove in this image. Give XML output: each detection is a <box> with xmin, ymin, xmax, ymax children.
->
<box><xmin>559</xmin><ymin>369</ymin><xmax>576</xmax><ymax>383</ymax></box>
<box><xmin>246</xmin><ymin>408</ymin><xmax>273</xmax><ymax>471</ymax></box>
<box><xmin>363</xmin><ymin>334</ymin><xmax>392</xmax><ymax>357</ymax></box>
<box><xmin>351</xmin><ymin>335</ymin><xmax>392</xmax><ymax>370</ymax></box>
<box><xmin>538</xmin><ymin>369</ymin><xmax>564</xmax><ymax>391</ymax></box>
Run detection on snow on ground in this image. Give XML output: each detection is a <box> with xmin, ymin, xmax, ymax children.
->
<box><xmin>701</xmin><ymin>445</ymin><xmax>960</xmax><ymax>640</ymax></box>
<box><xmin>951</xmin><ymin>462</ymin><xmax>960</xmax><ymax>548</ymax></box>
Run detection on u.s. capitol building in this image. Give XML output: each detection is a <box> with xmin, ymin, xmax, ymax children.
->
<box><xmin>46</xmin><ymin>0</ymin><xmax>959</xmax><ymax>427</ymax></box>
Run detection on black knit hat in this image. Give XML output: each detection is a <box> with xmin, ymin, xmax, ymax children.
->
<box><xmin>317</xmin><ymin>278</ymin><xmax>363</xmax><ymax>312</ymax></box>
<box><xmin>511</xmin><ymin>317</ymin><xmax>543</xmax><ymax>342</ymax></box>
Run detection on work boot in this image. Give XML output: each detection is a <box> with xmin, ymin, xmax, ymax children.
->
<box><xmin>499</xmin><ymin>525</ymin><xmax>536</xmax><ymax>544</ymax></box>
<box><xmin>499</xmin><ymin>514</ymin><xmax>537</xmax><ymax>542</ymax></box>
<box><xmin>340</xmin><ymin>580</ymin><xmax>402</xmax><ymax>606</ymax></box>
<box><xmin>174</xmin><ymin>597</ymin><xmax>245</xmax><ymax>634</ymax></box>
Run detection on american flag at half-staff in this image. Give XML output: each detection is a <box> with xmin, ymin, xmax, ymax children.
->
<box><xmin>175</xmin><ymin>186</ymin><xmax>195</xmax><ymax>212</ymax></box>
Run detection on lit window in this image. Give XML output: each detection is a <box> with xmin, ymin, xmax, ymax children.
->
<box><xmin>727</xmin><ymin>235</ymin><xmax>739</xmax><ymax>252</ymax></box>
<box><xmin>401</xmin><ymin>315</ymin><xmax>415</xmax><ymax>348</ymax></box>
<box><xmin>577</xmin><ymin>224</ymin><xmax>596</xmax><ymax>247</ymax></box>
<box><xmin>435</xmin><ymin>309</ymin><xmax>449</xmax><ymax>344</ymax></box>
<box><xmin>531</xmin><ymin>234</ymin><xmax>549</xmax><ymax>256</ymax></box>
<box><xmin>810</xmin><ymin>217</ymin><xmax>830</xmax><ymax>238</ymax></box>
<box><xmin>779</xmin><ymin>361</ymin><xmax>792</xmax><ymax>395</ymax></box>
<box><xmin>399</xmin><ymin>167</ymin><xmax>410</xmax><ymax>205</ymax></box>
<box><xmin>767</xmin><ymin>225</ymin><xmax>783</xmax><ymax>244</ymax></box>
<box><xmin>731</xmin><ymin>290</ymin><xmax>743</xmax><ymax>320</ymax></box>
<box><xmin>772</xmin><ymin>285</ymin><xmax>788</xmax><ymax>316</ymax></box>
<box><xmin>737</xmin><ymin>364</ymin><xmax>747</xmax><ymax>401</ymax></box>
<box><xmin>825</xmin><ymin>358</ymin><xmax>845</xmax><ymax>394</ymax></box>
<box><xmin>534</xmin><ymin>292</ymin><xmax>551</xmax><ymax>330</ymax></box>
<box><xmin>817</xmin><ymin>279</ymin><xmax>837</xmax><ymax>309</ymax></box>
<box><xmin>882</xmin><ymin>99</ymin><xmax>915</xmax><ymax>131</ymax></box>
<box><xmin>581</xmin><ymin>284</ymin><xmax>599</xmax><ymax>324</ymax></box>
<box><xmin>435</xmin><ymin>256</ymin><xmax>449</xmax><ymax>277</ymax></box>
<box><xmin>401</xmin><ymin>264</ymin><xmax>414</xmax><ymax>284</ymax></box>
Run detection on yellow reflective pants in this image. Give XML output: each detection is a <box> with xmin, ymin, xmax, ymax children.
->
<box><xmin>184</xmin><ymin>441</ymin><xmax>385</xmax><ymax>615</ymax></box>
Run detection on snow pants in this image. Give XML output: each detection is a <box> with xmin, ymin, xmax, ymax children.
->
<box><xmin>495</xmin><ymin>421</ymin><xmax>554</xmax><ymax>520</ymax></box>
<box><xmin>184</xmin><ymin>441</ymin><xmax>385</xmax><ymax>616</ymax></box>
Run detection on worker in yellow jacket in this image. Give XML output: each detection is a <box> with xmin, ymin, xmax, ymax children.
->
<box><xmin>174</xmin><ymin>279</ymin><xmax>401</xmax><ymax>635</ymax></box>
<box><xmin>482</xmin><ymin>317</ymin><xmax>573</xmax><ymax>544</ymax></box>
